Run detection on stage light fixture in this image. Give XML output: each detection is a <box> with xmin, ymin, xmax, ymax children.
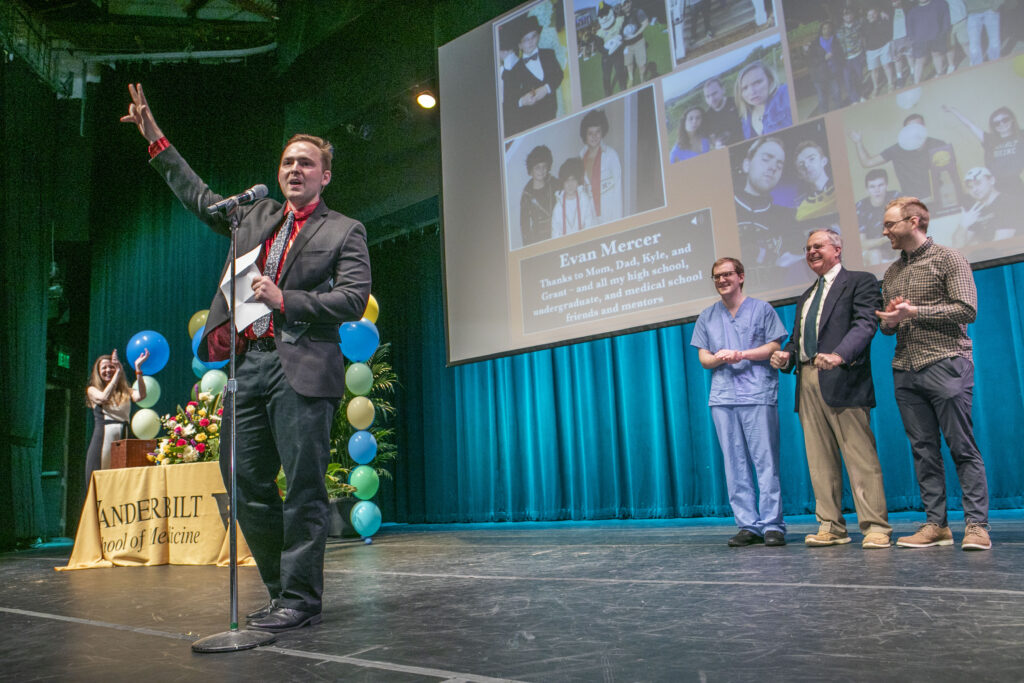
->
<box><xmin>416</xmin><ymin>90</ymin><xmax>436</xmax><ymax>109</ymax></box>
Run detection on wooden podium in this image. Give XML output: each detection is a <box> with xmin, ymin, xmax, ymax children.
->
<box><xmin>110</xmin><ymin>439</ymin><xmax>157</xmax><ymax>468</ymax></box>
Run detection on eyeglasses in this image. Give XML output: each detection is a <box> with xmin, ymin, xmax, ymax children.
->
<box><xmin>711</xmin><ymin>271</ymin><xmax>737</xmax><ymax>281</ymax></box>
<box><xmin>883</xmin><ymin>217</ymin><xmax>911</xmax><ymax>230</ymax></box>
<box><xmin>993</xmin><ymin>116</ymin><xmax>1013</xmax><ymax>126</ymax></box>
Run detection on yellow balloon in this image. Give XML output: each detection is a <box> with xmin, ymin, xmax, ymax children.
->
<box><xmin>363</xmin><ymin>295</ymin><xmax>379</xmax><ymax>324</ymax></box>
<box><xmin>188</xmin><ymin>309</ymin><xmax>210</xmax><ymax>339</ymax></box>
<box><xmin>346</xmin><ymin>396</ymin><xmax>375</xmax><ymax>430</ymax></box>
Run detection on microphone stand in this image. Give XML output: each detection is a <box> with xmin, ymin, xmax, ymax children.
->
<box><xmin>192</xmin><ymin>208</ymin><xmax>276</xmax><ymax>653</ymax></box>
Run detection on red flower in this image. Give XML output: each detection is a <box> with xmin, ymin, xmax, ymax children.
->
<box><xmin>199</xmin><ymin>418</ymin><xmax>210</xmax><ymax>427</ymax></box>
<box><xmin>196</xmin><ymin>443</ymin><xmax>206</xmax><ymax>453</ymax></box>
<box><xmin>176</xmin><ymin>439</ymin><xmax>186</xmax><ymax>447</ymax></box>
<box><xmin>174</xmin><ymin>426</ymin><xmax>182</xmax><ymax>434</ymax></box>
<box><xmin>188</xmin><ymin>401</ymin><xmax>199</xmax><ymax>407</ymax></box>
<box><xmin>217</xmin><ymin>408</ymin><xmax>223</xmax><ymax>416</ymax></box>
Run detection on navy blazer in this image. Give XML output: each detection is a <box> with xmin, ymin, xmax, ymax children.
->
<box><xmin>151</xmin><ymin>145</ymin><xmax>371</xmax><ymax>399</ymax></box>
<box><xmin>780</xmin><ymin>267</ymin><xmax>881</xmax><ymax>411</ymax></box>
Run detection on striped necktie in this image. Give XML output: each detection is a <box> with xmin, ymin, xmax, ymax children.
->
<box><xmin>252</xmin><ymin>211</ymin><xmax>294</xmax><ymax>337</ymax></box>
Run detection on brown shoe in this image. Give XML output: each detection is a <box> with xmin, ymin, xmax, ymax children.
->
<box><xmin>896</xmin><ymin>523</ymin><xmax>953</xmax><ymax>548</ymax></box>
<box><xmin>805</xmin><ymin>522</ymin><xmax>851</xmax><ymax>547</ymax></box>
<box><xmin>962</xmin><ymin>522</ymin><xmax>992</xmax><ymax>551</ymax></box>
<box><xmin>862</xmin><ymin>532</ymin><xmax>891</xmax><ymax>549</ymax></box>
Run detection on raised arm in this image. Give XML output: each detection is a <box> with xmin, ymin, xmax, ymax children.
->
<box><xmin>942</xmin><ymin>104</ymin><xmax>985</xmax><ymax>143</ymax></box>
<box><xmin>120</xmin><ymin>83</ymin><xmax>165</xmax><ymax>144</ymax></box>
<box><xmin>848</xmin><ymin>130</ymin><xmax>885</xmax><ymax>168</ymax></box>
<box><xmin>131</xmin><ymin>349</ymin><xmax>149</xmax><ymax>403</ymax></box>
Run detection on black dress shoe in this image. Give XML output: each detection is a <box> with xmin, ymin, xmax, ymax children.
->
<box><xmin>249</xmin><ymin>607</ymin><xmax>322</xmax><ymax>633</ymax></box>
<box><xmin>764</xmin><ymin>530</ymin><xmax>786</xmax><ymax>546</ymax></box>
<box><xmin>245</xmin><ymin>601</ymin><xmax>276</xmax><ymax>621</ymax></box>
<box><xmin>728</xmin><ymin>529</ymin><xmax>764</xmax><ymax>547</ymax></box>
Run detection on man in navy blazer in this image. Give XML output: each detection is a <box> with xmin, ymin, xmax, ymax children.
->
<box><xmin>770</xmin><ymin>229</ymin><xmax>891</xmax><ymax>549</ymax></box>
<box><xmin>122</xmin><ymin>84</ymin><xmax>371</xmax><ymax>632</ymax></box>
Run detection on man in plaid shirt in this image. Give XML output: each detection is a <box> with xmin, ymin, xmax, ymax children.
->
<box><xmin>876</xmin><ymin>196</ymin><xmax>991</xmax><ymax>550</ymax></box>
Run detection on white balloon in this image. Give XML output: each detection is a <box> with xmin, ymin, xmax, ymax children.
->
<box><xmin>131</xmin><ymin>408</ymin><xmax>161</xmax><ymax>440</ymax></box>
<box><xmin>896</xmin><ymin>87</ymin><xmax>922</xmax><ymax>110</ymax></box>
<box><xmin>897</xmin><ymin>122</ymin><xmax>927</xmax><ymax>151</ymax></box>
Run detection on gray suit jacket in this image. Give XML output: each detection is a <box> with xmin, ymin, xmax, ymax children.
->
<box><xmin>151</xmin><ymin>145</ymin><xmax>371</xmax><ymax>398</ymax></box>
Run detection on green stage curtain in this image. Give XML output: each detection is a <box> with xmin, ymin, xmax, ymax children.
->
<box><xmin>84</xmin><ymin>64</ymin><xmax>283</xmax><ymax>465</ymax></box>
<box><xmin>1</xmin><ymin>58</ymin><xmax>54</xmax><ymax>545</ymax></box>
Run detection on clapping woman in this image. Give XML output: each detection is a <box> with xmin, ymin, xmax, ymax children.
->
<box><xmin>85</xmin><ymin>347</ymin><xmax>148</xmax><ymax>483</ymax></box>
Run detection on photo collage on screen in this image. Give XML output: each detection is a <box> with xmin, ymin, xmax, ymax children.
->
<box><xmin>784</xmin><ymin>0</ymin><xmax>1024</xmax><ymax>268</ymax></box>
<box><xmin>495</xmin><ymin>0</ymin><xmax>1024</xmax><ymax>288</ymax></box>
<box><xmin>497</xmin><ymin>0</ymin><xmax>785</xmax><ymax>257</ymax></box>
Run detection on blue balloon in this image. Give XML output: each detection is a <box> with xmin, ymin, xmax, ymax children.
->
<box><xmin>191</xmin><ymin>325</ymin><xmax>228</xmax><ymax>370</ymax></box>
<box><xmin>339</xmin><ymin>320</ymin><xmax>379</xmax><ymax>362</ymax></box>
<box><xmin>348</xmin><ymin>431</ymin><xmax>378</xmax><ymax>465</ymax></box>
<box><xmin>350</xmin><ymin>500</ymin><xmax>382</xmax><ymax>537</ymax></box>
<box><xmin>127</xmin><ymin>330</ymin><xmax>169</xmax><ymax>374</ymax></box>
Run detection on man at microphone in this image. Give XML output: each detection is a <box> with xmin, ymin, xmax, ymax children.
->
<box><xmin>121</xmin><ymin>83</ymin><xmax>371</xmax><ymax>632</ymax></box>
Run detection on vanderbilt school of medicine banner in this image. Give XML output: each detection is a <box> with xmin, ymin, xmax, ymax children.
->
<box><xmin>58</xmin><ymin>462</ymin><xmax>254</xmax><ymax>571</ymax></box>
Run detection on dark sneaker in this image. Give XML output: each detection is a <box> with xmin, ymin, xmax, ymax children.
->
<box><xmin>764</xmin><ymin>531</ymin><xmax>786</xmax><ymax>546</ymax></box>
<box><xmin>728</xmin><ymin>529</ymin><xmax>764</xmax><ymax>547</ymax></box>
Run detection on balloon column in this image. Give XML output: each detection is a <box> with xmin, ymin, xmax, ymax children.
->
<box><xmin>341</xmin><ymin>294</ymin><xmax>384</xmax><ymax>541</ymax></box>
<box><xmin>126</xmin><ymin>330</ymin><xmax>170</xmax><ymax>439</ymax></box>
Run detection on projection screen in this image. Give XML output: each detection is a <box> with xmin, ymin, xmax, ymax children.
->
<box><xmin>440</xmin><ymin>0</ymin><xmax>1024</xmax><ymax>365</ymax></box>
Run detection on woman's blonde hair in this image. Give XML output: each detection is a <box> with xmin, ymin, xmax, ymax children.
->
<box><xmin>86</xmin><ymin>354</ymin><xmax>131</xmax><ymax>407</ymax></box>
<box><xmin>734</xmin><ymin>61</ymin><xmax>779</xmax><ymax>121</ymax></box>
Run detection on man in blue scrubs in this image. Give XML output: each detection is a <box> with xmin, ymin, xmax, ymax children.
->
<box><xmin>691</xmin><ymin>257</ymin><xmax>789</xmax><ymax>547</ymax></box>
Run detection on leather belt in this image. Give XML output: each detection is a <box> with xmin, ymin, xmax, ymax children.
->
<box><xmin>246</xmin><ymin>336</ymin><xmax>276</xmax><ymax>352</ymax></box>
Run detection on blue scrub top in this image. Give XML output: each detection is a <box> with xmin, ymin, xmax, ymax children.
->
<box><xmin>690</xmin><ymin>297</ymin><xmax>788</xmax><ymax>406</ymax></box>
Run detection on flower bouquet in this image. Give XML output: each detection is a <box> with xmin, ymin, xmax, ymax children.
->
<box><xmin>148</xmin><ymin>392</ymin><xmax>223</xmax><ymax>465</ymax></box>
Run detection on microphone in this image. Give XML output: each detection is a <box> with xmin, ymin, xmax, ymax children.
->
<box><xmin>205</xmin><ymin>184</ymin><xmax>269</xmax><ymax>215</ymax></box>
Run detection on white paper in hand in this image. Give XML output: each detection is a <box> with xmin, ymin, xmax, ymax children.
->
<box><xmin>219</xmin><ymin>245</ymin><xmax>271</xmax><ymax>332</ymax></box>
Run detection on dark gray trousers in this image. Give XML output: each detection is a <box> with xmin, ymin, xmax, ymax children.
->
<box><xmin>893</xmin><ymin>357</ymin><xmax>989</xmax><ymax>526</ymax></box>
<box><xmin>220</xmin><ymin>349</ymin><xmax>339</xmax><ymax>613</ymax></box>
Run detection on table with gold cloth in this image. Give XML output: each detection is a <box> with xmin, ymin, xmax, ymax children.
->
<box><xmin>58</xmin><ymin>461</ymin><xmax>255</xmax><ymax>570</ymax></box>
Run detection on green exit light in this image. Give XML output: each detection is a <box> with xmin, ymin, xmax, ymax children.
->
<box><xmin>57</xmin><ymin>351</ymin><xmax>71</xmax><ymax>369</ymax></box>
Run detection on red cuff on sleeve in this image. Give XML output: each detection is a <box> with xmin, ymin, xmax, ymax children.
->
<box><xmin>148</xmin><ymin>137</ymin><xmax>170</xmax><ymax>159</ymax></box>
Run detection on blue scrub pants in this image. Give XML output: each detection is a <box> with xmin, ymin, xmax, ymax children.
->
<box><xmin>711</xmin><ymin>404</ymin><xmax>785</xmax><ymax>535</ymax></box>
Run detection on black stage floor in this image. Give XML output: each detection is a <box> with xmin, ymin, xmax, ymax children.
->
<box><xmin>3</xmin><ymin>511</ymin><xmax>1024</xmax><ymax>682</ymax></box>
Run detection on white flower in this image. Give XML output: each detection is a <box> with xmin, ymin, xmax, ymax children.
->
<box><xmin>181</xmin><ymin>446</ymin><xmax>199</xmax><ymax>463</ymax></box>
<box><xmin>182</xmin><ymin>424</ymin><xmax>196</xmax><ymax>436</ymax></box>
<box><xmin>199</xmin><ymin>392</ymin><xmax>213</xmax><ymax>402</ymax></box>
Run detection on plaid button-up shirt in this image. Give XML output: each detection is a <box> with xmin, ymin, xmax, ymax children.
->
<box><xmin>880</xmin><ymin>238</ymin><xmax>976</xmax><ymax>371</ymax></box>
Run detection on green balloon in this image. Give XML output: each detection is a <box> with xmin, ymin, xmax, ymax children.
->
<box><xmin>345</xmin><ymin>362</ymin><xmax>374</xmax><ymax>396</ymax></box>
<box><xmin>134</xmin><ymin>376</ymin><xmax>161</xmax><ymax>408</ymax></box>
<box><xmin>348</xmin><ymin>465</ymin><xmax>379</xmax><ymax>500</ymax></box>
<box><xmin>200</xmin><ymin>369</ymin><xmax>228</xmax><ymax>395</ymax></box>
